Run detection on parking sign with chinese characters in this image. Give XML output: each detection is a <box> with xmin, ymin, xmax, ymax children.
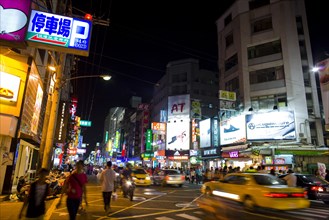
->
<box><xmin>25</xmin><ymin>10</ymin><xmax>92</xmax><ymax>56</ymax></box>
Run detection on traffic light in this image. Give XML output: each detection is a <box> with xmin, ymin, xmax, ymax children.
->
<box><xmin>84</xmin><ymin>13</ymin><xmax>93</xmax><ymax>21</ymax></box>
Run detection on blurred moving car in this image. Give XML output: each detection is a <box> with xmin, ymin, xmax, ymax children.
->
<box><xmin>279</xmin><ymin>173</ymin><xmax>329</xmax><ymax>204</ymax></box>
<box><xmin>201</xmin><ymin>173</ymin><xmax>310</xmax><ymax>211</ymax></box>
<box><xmin>153</xmin><ymin>169</ymin><xmax>185</xmax><ymax>187</ymax></box>
<box><xmin>131</xmin><ymin>168</ymin><xmax>152</xmax><ymax>186</ymax></box>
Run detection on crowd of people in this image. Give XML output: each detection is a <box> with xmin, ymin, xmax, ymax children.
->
<box><xmin>17</xmin><ymin>161</ymin><xmax>329</xmax><ymax>220</ymax></box>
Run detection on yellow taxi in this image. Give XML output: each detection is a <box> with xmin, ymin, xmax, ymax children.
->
<box><xmin>131</xmin><ymin>168</ymin><xmax>152</xmax><ymax>186</ymax></box>
<box><xmin>200</xmin><ymin>173</ymin><xmax>310</xmax><ymax>211</ymax></box>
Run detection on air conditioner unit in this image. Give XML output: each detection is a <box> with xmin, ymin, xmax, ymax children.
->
<box><xmin>299</xmin><ymin>133</ymin><xmax>304</xmax><ymax>138</ymax></box>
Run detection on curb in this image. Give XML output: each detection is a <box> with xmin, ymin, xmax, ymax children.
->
<box><xmin>0</xmin><ymin>195</ymin><xmax>10</xmax><ymax>202</ymax></box>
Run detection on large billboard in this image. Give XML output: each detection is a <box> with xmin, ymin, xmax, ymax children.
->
<box><xmin>200</xmin><ymin>118</ymin><xmax>211</xmax><ymax>148</ymax></box>
<box><xmin>25</xmin><ymin>10</ymin><xmax>92</xmax><ymax>56</ymax></box>
<box><xmin>168</xmin><ymin>94</ymin><xmax>190</xmax><ymax>120</ymax></box>
<box><xmin>220</xmin><ymin>115</ymin><xmax>246</xmax><ymax>145</ymax></box>
<box><xmin>0</xmin><ymin>0</ymin><xmax>31</xmax><ymax>44</ymax></box>
<box><xmin>166</xmin><ymin>120</ymin><xmax>190</xmax><ymax>150</ymax></box>
<box><xmin>246</xmin><ymin>111</ymin><xmax>296</xmax><ymax>141</ymax></box>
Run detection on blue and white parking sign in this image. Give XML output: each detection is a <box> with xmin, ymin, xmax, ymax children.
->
<box><xmin>26</xmin><ymin>10</ymin><xmax>92</xmax><ymax>56</ymax></box>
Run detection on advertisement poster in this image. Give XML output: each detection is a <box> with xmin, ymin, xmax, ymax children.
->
<box><xmin>246</xmin><ymin>111</ymin><xmax>296</xmax><ymax>140</ymax></box>
<box><xmin>166</xmin><ymin>120</ymin><xmax>190</xmax><ymax>150</ymax></box>
<box><xmin>200</xmin><ymin>118</ymin><xmax>211</xmax><ymax>148</ymax></box>
<box><xmin>220</xmin><ymin>115</ymin><xmax>246</xmax><ymax>145</ymax></box>
<box><xmin>317</xmin><ymin>162</ymin><xmax>326</xmax><ymax>179</ymax></box>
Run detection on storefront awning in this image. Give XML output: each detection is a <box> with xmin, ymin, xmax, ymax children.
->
<box><xmin>221</xmin><ymin>144</ymin><xmax>248</xmax><ymax>152</ymax></box>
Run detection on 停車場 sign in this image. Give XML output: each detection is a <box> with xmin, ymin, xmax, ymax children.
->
<box><xmin>25</xmin><ymin>10</ymin><xmax>92</xmax><ymax>56</ymax></box>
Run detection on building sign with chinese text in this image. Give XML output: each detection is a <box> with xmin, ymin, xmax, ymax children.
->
<box><xmin>26</xmin><ymin>10</ymin><xmax>92</xmax><ymax>56</ymax></box>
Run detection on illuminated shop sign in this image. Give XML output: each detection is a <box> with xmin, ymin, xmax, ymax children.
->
<box><xmin>191</xmin><ymin>100</ymin><xmax>201</xmax><ymax>119</ymax></box>
<box><xmin>229</xmin><ymin>151</ymin><xmax>239</xmax><ymax>158</ymax></box>
<box><xmin>200</xmin><ymin>118</ymin><xmax>211</xmax><ymax>148</ymax></box>
<box><xmin>26</xmin><ymin>10</ymin><xmax>92</xmax><ymax>56</ymax></box>
<box><xmin>0</xmin><ymin>71</ymin><xmax>21</xmax><ymax>102</ymax></box>
<box><xmin>31</xmin><ymin>84</ymin><xmax>43</xmax><ymax>134</ymax></box>
<box><xmin>0</xmin><ymin>0</ymin><xmax>31</xmax><ymax>43</ymax></box>
<box><xmin>145</xmin><ymin>129</ymin><xmax>152</xmax><ymax>151</ymax></box>
<box><xmin>114</xmin><ymin>131</ymin><xmax>120</xmax><ymax>149</ymax></box>
<box><xmin>166</xmin><ymin>120</ymin><xmax>190</xmax><ymax>150</ymax></box>
<box><xmin>151</xmin><ymin>122</ymin><xmax>166</xmax><ymax>131</ymax></box>
<box><xmin>203</xmin><ymin>149</ymin><xmax>217</xmax><ymax>156</ymax></box>
<box><xmin>212</xmin><ymin>118</ymin><xmax>219</xmax><ymax>147</ymax></box>
<box><xmin>80</xmin><ymin>120</ymin><xmax>92</xmax><ymax>127</ymax></box>
<box><xmin>220</xmin><ymin>115</ymin><xmax>246</xmax><ymax>145</ymax></box>
<box><xmin>246</xmin><ymin>111</ymin><xmax>296</xmax><ymax>140</ymax></box>
<box><xmin>219</xmin><ymin>90</ymin><xmax>236</xmax><ymax>101</ymax></box>
<box><xmin>168</xmin><ymin>94</ymin><xmax>190</xmax><ymax>119</ymax></box>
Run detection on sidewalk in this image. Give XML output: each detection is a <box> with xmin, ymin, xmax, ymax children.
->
<box><xmin>0</xmin><ymin>175</ymin><xmax>98</xmax><ymax>202</ymax></box>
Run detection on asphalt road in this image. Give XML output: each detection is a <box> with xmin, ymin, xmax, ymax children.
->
<box><xmin>0</xmin><ymin>176</ymin><xmax>328</xmax><ymax>220</ymax></box>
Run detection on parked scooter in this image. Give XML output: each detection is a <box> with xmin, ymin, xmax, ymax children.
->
<box><xmin>9</xmin><ymin>176</ymin><xmax>30</xmax><ymax>201</ymax></box>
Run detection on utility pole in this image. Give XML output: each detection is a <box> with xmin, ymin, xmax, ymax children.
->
<box><xmin>42</xmin><ymin>53</ymin><xmax>66</xmax><ymax>169</ymax></box>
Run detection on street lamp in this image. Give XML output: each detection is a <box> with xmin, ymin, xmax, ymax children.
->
<box><xmin>40</xmin><ymin>56</ymin><xmax>112</xmax><ymax>169</ymax></box>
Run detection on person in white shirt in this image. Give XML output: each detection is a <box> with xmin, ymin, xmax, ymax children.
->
<box><xmin>283</xmin><ymin>169</ymin><xmax>297</xmax><ymax>187</ymax></box>
<box><xmin>100</xmin><ymin>161</ymin><xmax>117</xmax><ymax>214</ymax></box>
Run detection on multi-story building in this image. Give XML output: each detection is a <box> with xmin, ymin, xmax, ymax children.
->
<box><xmin>151</xmin><ymin>59</ymin><xmax>219</xmax><ymax>168</ymax></box>
<box><xmin>216</xmin><ymin>0</ymin><xmax>327</xmax><ymax>171</ymax></box>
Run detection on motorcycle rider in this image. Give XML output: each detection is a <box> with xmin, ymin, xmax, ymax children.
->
<box><xmin>121</xmin><ymin>163</ymin><xmax>133</xmax><ymax>198</ymax></box>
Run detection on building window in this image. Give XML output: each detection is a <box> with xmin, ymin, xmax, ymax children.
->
<box><xmin>249</xmin><ymin>0</ymin><xmax>270</xmax><ymax>10</ymax></box>
<box><xmin>225</xmin><ymin>77</ymin><xmax>239</xmax><ymax>92</ymax></box>
<box><xmin>172</xmin><ymin>85</ymin><xmax>187</xmax><ymax>94</ymax></box>
<box><xmin>302</xmin><ymin>66</ymin><xmax>311</xmax><ymax>87</ymax></box>
<box><xmin>225</xmin><ymin>53</ymin><xmax>238</xmax><ymax>71</ymax></box>
<box><xmin>251</xmin><ymin>94</ymin><xmax>287</xmax><ymax>110</ymax></box>
<box><xmin>225</xmin><ymin>32</ymin><xmax>234</xmax><ymax>47</ymax></box>
<box><xmin>248</xmin><ymin>40</ymin><xmax>282</xmax><ymax>59</ymax></box>
<box><xmin>252</xmin><ymin>17</ymin><xmax>272</xmax><ymax>33</ymax></box>
<box><xmin>296</xmin><ymin>16</ymin><xmax>304</xmax><ymax>35</ymax></box>
<box><xmin>224</xmin><ymin>14</ymin><xmax>232</xmax><ymax>26</ymax></box>
<box><xmin>250</xmin><ymin>66</ymin><xmax>285</xmax><ymax>84</ymax></box>
<box><xmin>306</xmin><ymin>93</ymin><xmax>314</xmax><ymax>115</ymax></box>
<box><xmin>172</xmin><ymin>72</ymin><xmax>187</xmax><ymax>83</ymax></box>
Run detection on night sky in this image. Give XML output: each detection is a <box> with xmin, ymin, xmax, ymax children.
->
<box><xmin>71</xmin><ymin>0</ymin><xmax>329</xmax><ymax>148</ymax></box>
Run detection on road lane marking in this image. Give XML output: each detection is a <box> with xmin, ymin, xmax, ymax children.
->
<box><xmin>182</xmin><ymin>193</ymin><xmax>203</xmax><ymax>210</ymax></box>
<box><xmin>44</xmin><ymin>198</ymin><xmax>60</xmax><ymax>220</ymax></box>
<box><xmin>114</xmin><ymin>207</ymin><xmax>199</xmax><ymax>219</ymax></box>
<box><xmin>155</xmin><ymin>217</ymin><xmax>175</xmax><ymax>220</ymax></box>
<box><xmin>176</xmin><ymin>213</ymin><xmax>202</xmax><ymax>220</ymax></box>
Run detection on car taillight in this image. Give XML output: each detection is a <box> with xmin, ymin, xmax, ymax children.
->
<box><xmin>165</xmin><ymin>175</ymin><xmax>170</xmax><ymax>181</ymax></box>
<box><xmin>311</xmin><ymin>186</ymin><xmax>324</xmax><ymax>192</ymax></box>
<box><xmin>264</xmin><ymin>193</ymin><xmax>289</xmax><ymax>198</ymax></box>
<box><xmin>181</xmin><ymin>175</ymin><xmax>185</xmax><ymax>180</ymax></box>
<box><xmin>291</xmin><ymin>192</ymin><xmax>306</xmax><ymax>198</ymax></box>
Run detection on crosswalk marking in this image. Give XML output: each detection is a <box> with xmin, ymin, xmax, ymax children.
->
<box><xmin>176</xmin><ymin>213</ymin><xmax>202</xmax><ymax>220</ymax></box>
<box><xmin>286</xmin><ymin>210</ymin><xmax>328</xmax><ymax>219</ymax></box>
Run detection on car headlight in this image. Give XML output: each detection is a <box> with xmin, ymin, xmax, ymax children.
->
<box><xmin>132</xmin><ymin>177</ymin><xmax>137</xmax><ymax>180</ymax></box>
<box><xmin>145</xmin><ymin>177</ymin><xmax>150</xmax><ymax>180</ymax></box>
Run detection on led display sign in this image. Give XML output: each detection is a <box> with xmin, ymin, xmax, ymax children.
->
<box><xmin>26</xmin><ymin>10</ymin><xmax>92</xmax><ymax>56</ymax></box>
<box><xmin>200</xmin><ymin>118</ymin><xmax>211</xmax><ymax>148</ymax></box>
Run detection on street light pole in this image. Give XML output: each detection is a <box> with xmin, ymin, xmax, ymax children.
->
<box><xmin>42</xmin><ymin>53</ymin><xmax>65</xmax><ymax>169</ymax></box>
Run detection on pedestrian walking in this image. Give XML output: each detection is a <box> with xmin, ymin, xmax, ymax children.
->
<box><xmin>18</xmin><ymin>168</ymin><xmax>50</xmax><ymax>220</ymax></box>
<box><xmin>99</xmin><ymin>161</ymin><xmax>117</xmax><ymax>214</ymax></box>
<box><xmin>57</xmin><ymin>160</ymin><xmax>88</xmax><ymax>220</ymax></box>
<box><xmin>283</xmin><ymin>169</ymin><xmax>297</xmax><ymax>187</ymax></box>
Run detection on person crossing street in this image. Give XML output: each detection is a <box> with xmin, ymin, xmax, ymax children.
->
<box><xmin>99</xmin><ymin>161</ymin><xmax>117</xmax><ymax>214</ymax></box>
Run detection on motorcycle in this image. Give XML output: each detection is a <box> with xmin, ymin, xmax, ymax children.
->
<box><xmin>122</xmin><ymin>178</ymin><xmax>135</xmax><ymax>201</ymax></box>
